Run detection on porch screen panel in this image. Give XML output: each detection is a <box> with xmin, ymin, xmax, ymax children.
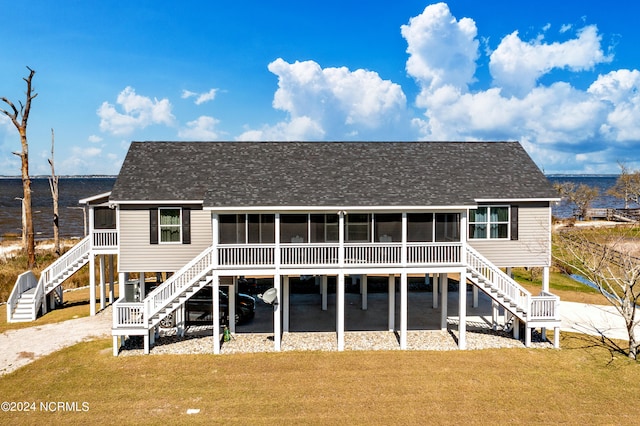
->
<box><xmin>280</xmin><ymin>214</ymin><xmax>308</xmax><ymax>243</ymax></box>
<box><xmin>407</xmin><ymin>213</ymin><xmax>433</xmax><ymax>242</ymax></box>
<box><xmin>310</xmin><ymin>214</ymin><xmax>338</xmax><ymax>243</ymax></box>
<box><xmin>435</xmin><ymin>213</ymin><xmax>460</xmax><ymax>242</ymax></box>
<box><xmin>346</xmin><ymin>214</ymin><xmax>371</xmax><ymax>242</ymax></box>
<box><xmin>248</xmin><ymin>214</ymin><xmax>275</xmax><ymax>243</ymax></box>
<box><xmin>374</xmin><ymin>213</ymin><xmax>402</xmax><ymax>242</ymax></box>
<box><xmin>219</xmin><ymin>214</ymin><xmax>246</xmax><ymax>244</ymax></box>
<box><xmin>94</xmin><ymin>207</ymin><xmax>116</xmax><ymax>229</ymax></box>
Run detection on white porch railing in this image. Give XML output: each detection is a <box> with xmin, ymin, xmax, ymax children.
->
<box><xmin>41</xmin><ymin>235</ymin><xmax>92</xmax><ymax>292</ymax></box>
<box><xmin>218</xmin><ymin>245</ymin><xmax>275</xmax><ymax>266</ymax></box>
<box><xmin>216</xmin><ymin>242</ymin><xmax>464</xmax><ymax>268</ymax></box>
<box><xmin>345</xmin><ymin>243</ymin><xmax>402</xmax><ymax>264</ymax></box>
<box><xmin>6</xmin><ymin>271</ymin><xmax>38</xmax><ymax>322</ymax></box>
<box><xmin>530</xmin><ymin>291</ymin><xmax>561</xmax><ymax>321</ymax></box>
<box><xmin>282</xmin><ymin>244</ymin><xmax>339</xmax><ymax>266</ymax></box>
<box><xmin>143</xmin><ymin>245</ymin><xmax>215</xmax><ymax>327</ymax></box>
<box><xmin>407</xmin><ymin>242</ymin><xmax>461</xmax><ymax>264</ymax></box>
<box><xmin>466</xmin><ymin>245</ymin><xmax>531</xmax><ymax>312</ymax></box>
<box><xmin>113</xmin><ymin>298</ymin><xmax>145</xmax><ymax>328</ymax></box>
<box><xmin>93</xmin><ymin>229</ymin><xmax>118</xmax><ymax>249</ymax></box>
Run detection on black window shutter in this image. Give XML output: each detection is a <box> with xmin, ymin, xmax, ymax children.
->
<box><xmin>510</xmin><ymin>205</ymin><xmax>519</xmax><ymax>240</ymax></box>
<box><xmin>182</xmin><ymin>208</ymin><xmax>191</xmax><ymax>244</ymax></box>
<box><xmin>150</xmin><ymin>208</ymin><xmax>158</xmax><ymax>244</ymax></box>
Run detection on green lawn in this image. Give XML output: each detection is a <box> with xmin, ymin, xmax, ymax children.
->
<box><xmin>0</xmin><ymin>334</ymin><xmax>638</xmax><ymax>424</ymax></box>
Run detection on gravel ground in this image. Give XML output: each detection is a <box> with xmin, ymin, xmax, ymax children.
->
<box><xmin>0</xmin><ymin>306</ymin><xmax>112</xmax><ymax>376</ymax></box>
<box><xmin>117</xmin><ymin>323</ymin><xmax>552</xmax><ymax>357</ymax></box>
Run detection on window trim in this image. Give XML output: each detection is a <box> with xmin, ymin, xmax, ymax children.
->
<box><xmin>469</xmin><ymin>205</ymin><xmax>510</xmax><ymax>240</ymax></box>
<box><xmin>159</xmin><ymin>207</ymin><xmax>183</xmax><ymax>244</ymax></box>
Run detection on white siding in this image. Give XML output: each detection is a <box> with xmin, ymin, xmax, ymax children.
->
<box><xmin>119</xmin><ymin>207</ymin><xmax>212</xmax><ymax>272</ymax></box>
<box><xmin>469</xmin><ymin>203</ymin><xmax>551</xmax><ymax>268</ymax></box>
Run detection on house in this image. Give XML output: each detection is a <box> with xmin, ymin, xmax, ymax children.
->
<box><xmin>7</xmin><ymin>141</ymin><xmax>562</xmax><ymax>355</ymax></box>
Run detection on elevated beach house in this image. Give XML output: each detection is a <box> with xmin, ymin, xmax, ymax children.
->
<box><xmin>7</xmin><ymin>141</ymin><xmax>561</xmax><ymax>355</ymax></box>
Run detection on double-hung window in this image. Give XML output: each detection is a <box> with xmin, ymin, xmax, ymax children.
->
<box><xmin>159</xmin><ymin>208</ymin><xmax>182</xmax><ymax>243</ymax></box>
<box><xmin>469</xmin><ymin>206</ymin><xmax>509</xmax><ymax>239</ymax></box>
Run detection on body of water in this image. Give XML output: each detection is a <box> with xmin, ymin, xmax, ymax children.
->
<box><xmin>547</xmin><ymin>175</ymin><xmax>635</xmax><ymax>218</ymax></box>
<box><xmin>0</xmin><ymin>177</ymin><xmax>115</xmax><ymax>241</ymax></box>
<box><xmin>0</xmin><ymin>175</ymin><xmax>628</xmax><ymax>242</ymax></box>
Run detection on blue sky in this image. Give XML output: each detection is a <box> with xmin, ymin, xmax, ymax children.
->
<box><xmin>1</xmin><ymin>1</ymin><xmax>640</xmax><ymax>175</ymax></box>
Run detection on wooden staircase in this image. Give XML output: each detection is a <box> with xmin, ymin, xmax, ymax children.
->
<box><xmin>6</xmin><ymin>236</ymin><xmax>92</xmax><ymax>323</ymax></box>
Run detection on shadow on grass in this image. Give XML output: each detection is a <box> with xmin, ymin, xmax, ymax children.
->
<box><xmin>562</xmin><ymin>332</ymin><xmax>633</xmax><ymax>364</ymax></box>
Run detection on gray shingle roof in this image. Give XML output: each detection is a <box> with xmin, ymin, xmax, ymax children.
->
<box><xmin>109</xmin><ymin>141</ymin><xmax>557</xmax><ymax>207</ymax></box>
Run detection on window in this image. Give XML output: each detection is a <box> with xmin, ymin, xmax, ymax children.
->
<box><xmin>469</xmin><ymin>206</ymin><xmax>509</xmax><ymax>239</ymax></box>
<box><xmin>345</xmin><ymin>214</ymin><xmax>371</xmax><ymax>242</ymax></box>
<box><xmin>150</xmin><ymin>207</ymin><xmax>190</xmax><ymax>245</ymax></box>
<box><xmin>159</xmin><ymin>208</ymin><xmax>181</xmax><ymax>243</ymax></box>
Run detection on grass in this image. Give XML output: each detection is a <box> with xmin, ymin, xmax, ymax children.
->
<box><xmin>0</xmin><ymin>333</ymin><xmax>638</xmax><ymax>424</ymax></box>
<box><xmin>0</xmin><ymin>287</ymin><xmax>114</xmax><ymax>334</ymax></box>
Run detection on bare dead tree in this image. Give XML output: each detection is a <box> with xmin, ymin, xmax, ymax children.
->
<box><xmin>49</xmin><ymin>128</ymin><xmax>60</xmax><ymax>256</ymax></box>
<box><xmin>1</xmin><ymin>67</ymin><xmax>37</xmax><ymax>268</ymax></box>
<box><xmin>554</xmin><ymin>182</ymin><xmax>599</xmax><ymax>220</ymax></box>
<box><xmin>554</xmin><ymin>227</ymin><xmax>640</xmax><ymax>360</ymax></box>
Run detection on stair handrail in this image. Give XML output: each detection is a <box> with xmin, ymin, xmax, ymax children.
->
<box><xmin>466</xmin><ymin>245</ymin><xmax>532</xmax><ymax>313</ymax></box>
<box><xmin>144</xmin><ymin>245</ymin><xmax>215</xmax><ymax>326</ymax></box>
<box><xmin>6</xmin><ymin>271</ymin><xmax>37</xmax><ymax>322</ymax></box>
<box><xmin>41</xmin><ymin>235</ymin><xmax>92</xmax><ymax>294</ymax></box>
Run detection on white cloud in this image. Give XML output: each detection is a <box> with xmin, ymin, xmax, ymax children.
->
<box><xmin>178</xmin><ymin>116</ymin><xmax>221</xmax><ymax>140</ymax></box>
<box><xmin>244</xmin><ymin>58</ymin><xmax>408</xmax><ymax>140</ymax></box>
<box><xmin>588</xmin><ymin>69</ymin><xmax>640</xmax><ymax>141</ymax></box>
<box><xmin>88</xmin><ymin>134</ymin><xmax>102</xmax><ymax>143</ymax></box>
<box><xmin>560</xmin><ymin>24</ymin><xmax>572</xmax><ymax>33</ymax></box>
<box><xmin>401</xmin><ymin>2</ymin><xmax>479</xmax><ymax>105</ymax></box>
<box><xmin>182</xmin><ymin>88</ymin><xmax>218</xmax><ymax>105</ymax></box>
<box><xmin>237</xmin><ymin>116</ymin><xmax>325</xmax><ymax>141</ymax></box>
<box><xmin>489</xmin><ymin>25</ymin><xmax>612</xmax><ymax>96</ymax></box>
<box><xmin>97</xmin><ymin>86</ymin><xmax>175</xmax><ymax>136</ymax></box>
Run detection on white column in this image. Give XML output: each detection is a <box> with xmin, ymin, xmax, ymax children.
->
<box><xmin>274</xmin><ymin>273</ymin><xmax>281</xmax><ymax>351</ymax></box>
<box><xmin>283</xmin><ymin>275</ymin><xmax>290</xmax><ymax>333</ymax></box>
<box><xmin>112</xmin><ymin>336</ymin><xmax>119</xmax><ymax>356</ymax></box>
<box><xmin>321</xmin><ymin>275</ymin><xmax>328</xmax><ymax>311</ymax></box>
<box><xmin>99</xmin><ymin>255</ymin><xmax>106</xmax><ymax>310</ymax></box>
<box><xmin>229</xmin><ymin>280</ymin><xmax>236</xmax><ymax>334</ymax></box>
<box><xmin>432</xmin><ymin>273</ymin><xmax>438</xmax><ymax>309</ymax></box>
<box><xmin>89</xmin><ymin>254</ymin><xmax>96</xmax><ymax>316</ymax></box>
<box><xmin>337</xmin><ymin>272</ymin><xmax>345</xmax><ymax>351</ymax></box>
<box><xmin>440</xmin><ymin>273</ymin><xmax>448</xmax><ymax>331</ymax></box>
<box><xmin>400</xmin><ymin>272</ymin><xmax>408</xmax><ymax>349</ymax></box>
<box><xmin>108</xmin><ymin>255</ymin><xmax>115</xmax><ymax>304</ymax></box>
<box><xmin>361</xmin><ymin>274</ymin><xmax>368</xmax><ymax>310</ymax></box>
<box><xmin>492</xmin><ymin>301</ymin><xmax>499</xmax><ymax>330</ymax></box>
<box><xmin>472</xmin><ymin>285</ymin><xmax>478</xmax><ymax>308</ymax></box>
<box><xmin>388</xmin><ymin>275</ymin><xmax>395</xmax><ymax>331</ymax></box>
<box><xmin>118</xmin><ymin>272</ymin><xmax>126</xmax><ymax>301</ymax></box>
<box><xmin>213</xmin><ymin>275</ymin><xmax>221</xmax><ymax>354</ymax></box>
<box><xmin>138</xmin><ymin>272</ymin><xmax>145</xmax><ymax>300</ymax></box>
<box><xmin>542</xmin><ymin>266</ymin><xmax>550</xmax><ymax>293</ymax></box>
<box><xmin>458</xmin><ymin>269</ymin><xmax>467</xmax><ymax>349</ymax></box>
